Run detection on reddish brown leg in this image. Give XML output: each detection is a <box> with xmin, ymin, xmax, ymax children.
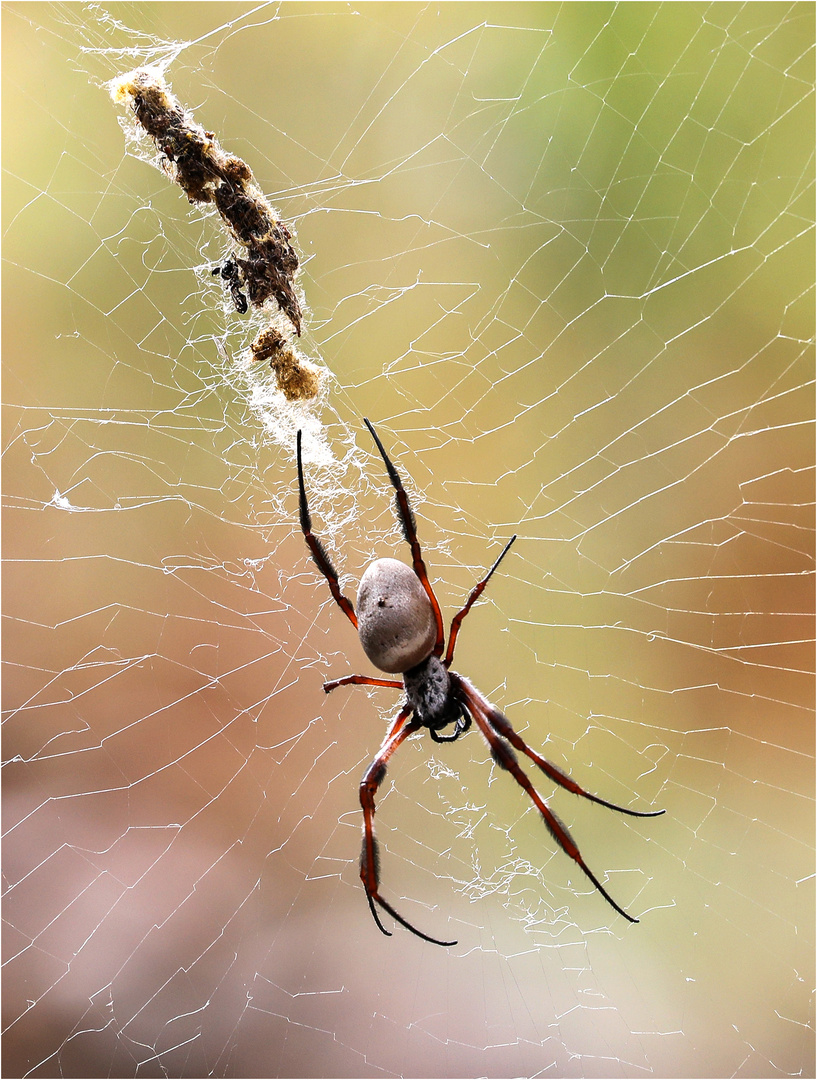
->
<box><xmin>468</xmin><ymin>685</ymin><xmax>666</xmax><ymax>819</ymax></box>
<box><xmin>297</xmin><ymin>430</ymin><xmax>358</xmax><ymax>628</ymax></box>
<box><xmin>363</xmin><ymin>419</ymin><xmax>445</xmax><ymax>657</ymax></box>
<box><xmin>445</xmin><ymin>534</ymin><xmax>517</xmax><ymax>666</ymax></box>
<box><xmin>324</xmin><ymin>674</ymin><xmax>403</xmax><ymax>694</ymax></box>
<box><xmin>359</xmin><ymin>709</ymin><xmax>457</xmax><ymax>946</ymax></box>
<box><xmin>458</xmin><ymin>677</ymin><xmax>643</xmax><ymax>924</ymax></box>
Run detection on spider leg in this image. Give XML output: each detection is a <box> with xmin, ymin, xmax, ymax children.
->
<box><xmin>363</xmin><ymin>418</ymin><xmax>445</xmax><ymax>657</ymax></box>
<box><xmin>473</xmin><ymin>687</ymin><xmax>665</xmax><ymax>819</ymax></box>
<box><xmin>445</xmin><ymin>534</ymin><xmax>517</xmax><ymax>666</ymax></box>
<box><xmin>296</xmin><ymin>430</ymin><xmax>358</xmax><ymax>629</ymax></box>
<box><xmin>456</xmin><ymin>676</ymin><xmax>642</xmax><ymax>924</ymax></box>
<box><xmin>359</xmin><ymin>709</ymin><xmax>458</xmax><ymax>947</ymax></box>
<box><xmin>324</xmin><ymin>674</ymin><xmax>403</xmax><ymax>694</ymax></box>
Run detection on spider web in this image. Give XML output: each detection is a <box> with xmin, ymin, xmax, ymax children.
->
<box><xmin>3</xmin><ymin>3</ymin><xmax>814</xmax><ymax>1077</ymax></box>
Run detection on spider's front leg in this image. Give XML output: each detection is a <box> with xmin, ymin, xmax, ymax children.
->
<box><xmin>324</xmin><ymin>674</ymin><xmax>402</xmax><ymax>694</ymax></box>
<box><xmin>296</xmin><ymin>430</ymin><xmax>358</xmax><ymax>629</ymax></box>
<box><xmin>359</xmin><ymin>709</ymin><xmax>458</xmax><ymax>947</ymax></box>
<box><xmin>363</xmin><ymin>418</ymin><xmax>445</xmax><ymax>656</ymax></box>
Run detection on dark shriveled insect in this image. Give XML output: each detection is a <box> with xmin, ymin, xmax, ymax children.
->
<box><xmin>211</xmin><ymin>258</ymin><xmax>248</xmax><ymax>314</ymax></box>
<box><xmin>109</xmin><ymin>68</ymin><xmax>319</xmax><ymax>401</ymax></box>
<box><xmin>110</xmin><ymin>68</ymin><xmax>302</xmax><ymax>335</ymax></box>
<box><xmin>297</xmin><ymin>421</ymin><xmax>665</xmax><ymax>946</ymax></box>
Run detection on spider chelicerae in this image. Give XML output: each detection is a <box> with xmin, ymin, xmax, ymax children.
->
<box><xmin>297</xmin><ymin>419</ymin><xmax>664</xmax><ymax>946</ymax></box>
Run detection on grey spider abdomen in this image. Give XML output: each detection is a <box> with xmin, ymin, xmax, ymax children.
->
<box><xmin>357</xmin><ymin>558</ymin><xmax>437</xmax><ymax>673</ymax></box>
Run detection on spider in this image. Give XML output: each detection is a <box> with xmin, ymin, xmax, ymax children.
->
<box><xmin>296</xmin><ymin>420</ymin><xmax>665</xmax><ymax>946</ymax></box>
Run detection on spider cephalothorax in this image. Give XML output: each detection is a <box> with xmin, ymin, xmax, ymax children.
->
<box><xmin>403</xmin><ymin>655</ymin><xmax>470</xmax><ymax>742</ymax></box>
<box><xmin>297</xmin><ymin>419</ymin><xmax>664</xmax><ymax>946</ymax></box>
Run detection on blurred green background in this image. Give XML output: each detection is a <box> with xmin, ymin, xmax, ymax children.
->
<box><xmin>3</xmin><ymin>3</ymin><xmax>814</xmax><ymax>1077</ymax></box>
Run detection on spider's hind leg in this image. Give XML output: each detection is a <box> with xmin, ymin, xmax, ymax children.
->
<box><xmin>457</xmin><ymin>675</ymin><xmax>648</xmax><ymax>924</ymax></box>
<box><xmin>484</xmin><ymin>696</ymin><xmax>666</xmax><ymax>819</ymax></box>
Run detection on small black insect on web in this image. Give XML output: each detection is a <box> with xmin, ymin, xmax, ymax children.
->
<box><xmin>211</xmin><ymin>257</ymin><xmax>248</xmax><ymax>314</ymax></box>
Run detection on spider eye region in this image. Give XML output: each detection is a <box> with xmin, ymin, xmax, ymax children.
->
<box><xmin>357</xmin><ymin>558</ymin><xmax>437</xmax><ymax>673</ymax></box>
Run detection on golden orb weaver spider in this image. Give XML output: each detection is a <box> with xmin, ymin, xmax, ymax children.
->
<box><xmin>297</xmin><ymin>420</ymin><xmax>665</xmax><ymax>946</ymax></box>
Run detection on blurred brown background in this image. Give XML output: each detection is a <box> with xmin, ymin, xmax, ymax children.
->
<box><xmin>3</xmin><ymin>3</ymin><xmax>814</xmax><ymax>1077</ymax></box>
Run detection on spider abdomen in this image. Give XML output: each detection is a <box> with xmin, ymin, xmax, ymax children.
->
<box><xmin>357</xmin><ymin>558</ymin><xmax>437</xmax><ymax>673</ymax></box>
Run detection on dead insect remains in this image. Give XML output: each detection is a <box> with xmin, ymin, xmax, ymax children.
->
<box><xmin>110</xmin><ymin>67</ymin><xmax>318</xmax><ymax>400</ymax></box>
